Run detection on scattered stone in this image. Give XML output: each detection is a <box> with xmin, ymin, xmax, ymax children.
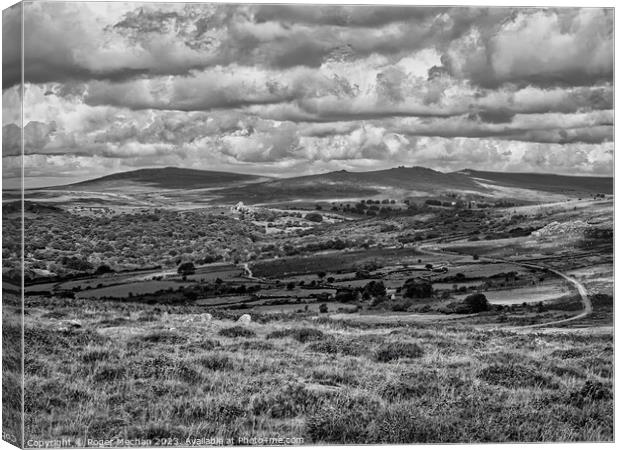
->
<box><xmin>237</xmin><ymin>314</ymin><xmax>252</xmax><ymax>325</ymax></box>
<box><xmin>65</xmin><ymin>319</ymin><xmax>82</xmax><ymax>329</ymax></box>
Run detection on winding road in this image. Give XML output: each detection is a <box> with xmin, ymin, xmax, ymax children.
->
<box><xmin>416</xmin><ymin>245</ymin><xmax>592</xmax><ymax>329</ymax></box>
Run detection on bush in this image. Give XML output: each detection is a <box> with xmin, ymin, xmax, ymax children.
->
<box><xmin>319</xmin><ymin>304</ymin><xmax>329</xmax><ymax>313</ymax></box>
<box><xmin>374</xmin><ymin>342</ymin><xmax>424</xmax><ymax>362</ymax></box>
<box><xmin>218</xmin><ymin>326</ymin><xmax>256</xmax><ymax>338</ymax></box>
<box><xmin>305</xmin><ymin>213</ymin><xmax>323</xmax><ymax>223</ymax></box>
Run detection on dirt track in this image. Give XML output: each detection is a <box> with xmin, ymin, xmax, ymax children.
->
<box><xmin>417</xmin><ymin>245</ymin><xmax>592</xmax><ymax>330</ymax></box>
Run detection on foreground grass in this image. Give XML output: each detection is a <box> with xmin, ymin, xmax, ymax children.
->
<box><xmin>24</xmin><ymin>297</ymin><xmax>613</xmax><ymax>444</ymax></box>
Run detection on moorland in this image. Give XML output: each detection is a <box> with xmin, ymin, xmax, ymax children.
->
<box><xmin>2</xmin><ymin>165</ymin><xmax>613</xmax><ymax>444</ymax></box>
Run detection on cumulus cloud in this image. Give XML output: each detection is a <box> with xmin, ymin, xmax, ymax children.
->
<box><xmin>441</xmin><ymin>8</ymin><xmax>613</xmax><ymax>87</ymax></box>
<box><xmin>3</xmin><ymin>4</ymin><xmax>613</xmax><ymax>180</ymax></box>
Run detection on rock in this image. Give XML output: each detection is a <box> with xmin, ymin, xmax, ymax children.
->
<box><xmin>66</xmin><ymin>319</ymin><xmax>82</xmax><ymax>329</ymax></box>
<box><xmin>237</xmin><ymin>314</ymin><xmax>251</xmax><ymax>325</ymax></box>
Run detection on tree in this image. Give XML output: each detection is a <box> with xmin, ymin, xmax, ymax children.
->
<box><xmin>319</xmin><ymin>303</ymin><xmax>328</xmax><ymax>313</ymax></box>
<box><xmin>402</xmin><ymin>278</ymin><xmax>432</xmax><ymax>299</ymax></box>
<box><xmin>317</xmin><ymin>271</ymin><xmax>327</xmax><ymax>280</ymax></box>
<box><xmin>362</xmin><ymin>280</ymin><xmax>386</xmax><ymax>298</ymax></box>
<box><xmin>463</xmin><ymin>293</ymin><xmax>490</xmax><ymax>313</ymax></box>
<box><xmin>177</xmin><ymin>262</ymin><xmax>196</xmax><ymax>276</ymax></box>
<box><xmin>286</xmin><ymin>282</ymin><xmax>296</xmax><ymax>290</ymax></box>
<box><xmin>335</xmin><ymin>288</ymin><xmax>358</xmax><ymax>302</ymax></box>
<box><xmin>94</xmin><ymin>264</ymin><xmax>113</xmax><ymax>275</ymax></box>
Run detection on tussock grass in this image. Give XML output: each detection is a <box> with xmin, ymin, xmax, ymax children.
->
<box><xmin>267</xmin><ymin>327</ymin><xmax>325</xmax><ymax>343</ymax></box>
<box><xmin>478</xmin><ymin>363</ymin><xmax>559</xmax><ymax>389</ymax></box>
<box><xmin>374</xmin><ymin>341</ymin><xmax>424</xmax><ymax>362</ymax></box>
<box><xmin>218</xmin><ymin>326</ymin><xmax>256</xmax><ymax>338</ymax></box>
<box><xmin>23</xmin><ymin>296</ymin><xmax>613</xmax><ymax>443</ymax></box>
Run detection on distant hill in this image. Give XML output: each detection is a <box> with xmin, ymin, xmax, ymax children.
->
<box><xmin>56</xmin><ymin>167</ymin><xmax>270</xmax><ymax>190</ymax></box>
<box><xmin>458</xmin><ymin>169</ymin><xmax>613</xmax><ymax>195</ymax></box>
<box><xmin>215</xmin><ymin>166</ymin><xmax>485</xmax><ymax>202</ymax></box>
<box><xmin>32</xmin><ymin>166</ymin><xmax>612</xmax><ymax>203</ymax></box>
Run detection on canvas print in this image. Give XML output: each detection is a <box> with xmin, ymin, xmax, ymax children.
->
<box><xmin>2</xmin><ymin>2</ymin><xmax>614</xmax><ymax>447</ymax></box>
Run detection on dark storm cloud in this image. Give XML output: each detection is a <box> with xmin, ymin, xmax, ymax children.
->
<box><xmin>2</xmin><ymin>4</ymin><xmax>22</xmax><ymax>89</ymax></box>
<box><xmin>7</xmin><ymin>4</ymin><xmax>613</xmax><ymax>90</ymax></box>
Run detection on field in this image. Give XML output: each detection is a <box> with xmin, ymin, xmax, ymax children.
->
<box><xmin>3</xmin><ymin>173</ymin><xmax>614</xmax><ymax>445</ymax></box>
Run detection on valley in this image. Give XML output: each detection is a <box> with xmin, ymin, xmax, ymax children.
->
<box><xmin>3</xmin><ymin>165</ymin><xmax>613</xmax><ymax>443</ymax></box>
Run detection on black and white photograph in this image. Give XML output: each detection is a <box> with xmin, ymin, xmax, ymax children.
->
<box><xmin>1</xmin><ymin>1</ymin><xmax>615</xmax><ymax>447</ymax></box>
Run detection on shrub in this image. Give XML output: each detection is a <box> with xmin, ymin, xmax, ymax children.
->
<box><xmin>218</xmin><ymin>326</ymin><xmax>256</xmax><ymax>338</ymax></box>
<box><xmin>391</xmin><ymin>302</ymin><xmax>409</xmax><ymax>312</ymax></box>
<box><xmin>374</xmin><ymin>342</ymin><xmax>424</xmax><ymax>362</ymax></box>
<box><xmin>319</xmin><ymin>304</ymin><xmax>329</xmax><ymax>313</ymax></box>
<box><xmin>305</xmin><ymin>213</ymin><xmax>323</xmax><ymax>223</ymax></box>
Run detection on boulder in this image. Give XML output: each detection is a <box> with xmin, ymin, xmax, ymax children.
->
<box><xmin>237</xmin><ymin>314</ymin><xmax>251</xmax><ymax>325</ymax></box>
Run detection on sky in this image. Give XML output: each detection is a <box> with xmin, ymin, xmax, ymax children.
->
<box><xmin>1</xmin><ymin>2</ymin><xmax>614</xmax><ymax>187</ymax></box>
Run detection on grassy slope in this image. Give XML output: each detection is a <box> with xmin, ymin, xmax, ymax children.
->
<box><xmin>3</xmin><ymin>293</ymin><xmax>23</xmax><ymax>447</ymax></box>
<box><xmin>58</xmin><ymin>167</ymin><xmax>268</xmax><ymax>191</ymax></box>
<box><xmin>24</xmin><ymin>298</ymin><xmax>612</xmax><ymax>444</ymax></box>
<box><xmin>213</xmin><ymin>167</ymin><xmax>486</xmax><ymax>203</ymax></box>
